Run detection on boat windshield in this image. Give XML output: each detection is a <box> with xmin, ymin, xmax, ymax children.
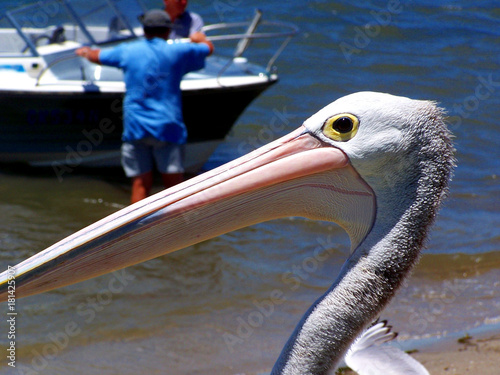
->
<box><xmin>0</xmin><ymin>0</ymin><xmax>146</xmax><ymax>57</ymax></box>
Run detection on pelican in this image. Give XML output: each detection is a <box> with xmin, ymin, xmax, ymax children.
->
<box><xmin>0</xmin><ymin>92</ymin><xmax>454</xmax><ymax>374</ymax></box>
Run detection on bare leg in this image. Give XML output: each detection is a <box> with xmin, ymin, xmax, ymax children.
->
<box><xmin>131</xmin><ymin>171</ymin><xmax>154</xmax><ymax>204</ymax></box>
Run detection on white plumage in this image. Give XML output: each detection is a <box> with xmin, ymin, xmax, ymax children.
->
<box><xmin>342</xmin><ymin>321</ymin><xmax>429</xmax><ymax>375</ymax></box>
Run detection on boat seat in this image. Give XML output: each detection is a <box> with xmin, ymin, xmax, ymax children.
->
<box><xmin>31</xmin><ymin>26</ymin><xmax>66</xmax><ymax>47</ymax></box>
<box><xmin>48</xmin><ymin>26</ymin><xmax>66</xmax><ymax>44</ymax></box>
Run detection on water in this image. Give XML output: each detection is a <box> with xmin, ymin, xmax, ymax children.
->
<box><xmin>1</xmin><ymin>0</ymin><xmax>499</xmax><ymax>374</ymax></box>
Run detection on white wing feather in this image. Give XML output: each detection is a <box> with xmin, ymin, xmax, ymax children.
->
<box><xmin>343</xmin><ymin>321</ymin><xmax>429</xmax><ymax>375</ymax></box>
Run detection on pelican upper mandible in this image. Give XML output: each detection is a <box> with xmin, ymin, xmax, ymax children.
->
<box><xmin>0</xmin><ymin>91</ymin><xmax>454</xmax><ymax>374</ymax></box>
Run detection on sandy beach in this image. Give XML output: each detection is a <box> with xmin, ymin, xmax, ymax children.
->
<box><xmin>412</xmin><ymin>333</ymin><xmax>500</xmax><ymax>375</ymax></box>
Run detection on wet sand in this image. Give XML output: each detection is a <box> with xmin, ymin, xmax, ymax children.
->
<box><xmin>413</xmin><ymin>333</ymin><xmax>500</xmax><ymax>375</ymax></box>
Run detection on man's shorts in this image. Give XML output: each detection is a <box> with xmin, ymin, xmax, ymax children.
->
<box><xmin>121</xmin><ymin>137</ymin><xmax>185</xmax><ymax>178</ymax></box>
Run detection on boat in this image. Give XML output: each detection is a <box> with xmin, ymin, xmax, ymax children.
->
<box><xmin>0</xmin><ymin>0</ymin><xmax>297</xmax><ymax>175</ymax></box>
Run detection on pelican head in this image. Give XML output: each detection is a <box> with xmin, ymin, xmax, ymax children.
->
<box><xmin>0</xmin><ymin>91</ymin><xmax>454</xmax><ymax>374</ymax></box>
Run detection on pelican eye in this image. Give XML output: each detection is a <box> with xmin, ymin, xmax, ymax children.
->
<box><xmin>322</xmin><ymin>113</ymin><xmax>359</xmax><ymax>142</ymax></box>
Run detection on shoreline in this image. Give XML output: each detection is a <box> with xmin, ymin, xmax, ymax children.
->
<box><xmin>413</xmin><ymin>332</ymin><xmax>500</xmax><ymax>374</ymax></box>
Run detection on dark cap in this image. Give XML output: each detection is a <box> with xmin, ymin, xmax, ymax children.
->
<box><xmin>138</xmin><ymin>9</ymin><xmax>173</xmax><ymax>29</ymax></box>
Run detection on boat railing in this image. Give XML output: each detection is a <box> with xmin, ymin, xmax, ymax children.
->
<box><xmin>202</xmin><ymin>16</ymin><xmax>298</xmax><ymax>74</ymax></box>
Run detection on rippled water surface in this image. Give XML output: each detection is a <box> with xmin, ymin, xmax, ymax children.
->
<box><xmin>0</xmin><ymin>0</ymin><xmax>499</xmax><ymax>374</ymax></box>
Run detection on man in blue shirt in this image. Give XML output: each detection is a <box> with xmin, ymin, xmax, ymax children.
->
<box><xmin>76</xmin><ymin>9</ymin><xmax>213</xmax><ymax>203</ymax></box>
<box><xmin>163</xmin><ymin>0</ymin><xmax>204</xmax><ymax>39</ymax></box>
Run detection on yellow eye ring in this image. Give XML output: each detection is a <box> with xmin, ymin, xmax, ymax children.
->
<box><xmin>322</xmin><ymin>113</ymin><xmax>359</xmax><ymax>142</ymax></box>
